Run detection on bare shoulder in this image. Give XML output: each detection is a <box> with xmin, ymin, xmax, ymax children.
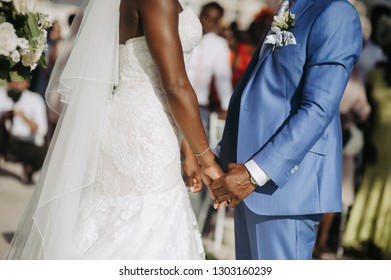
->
<box><xmin>137</xmin><ymin>0</ymin><xmax>182</xmax><ymax>15</ymax></box>
<box><xmin>119</xmin><ymin>0</ymin><xmax>182</xmax><ymax>44</ymax></box>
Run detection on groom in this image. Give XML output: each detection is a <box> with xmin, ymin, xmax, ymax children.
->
<box><xmin>211</xmin><ymin>0</ymin><xmax>362</xmax><ymax>259</ymax></box>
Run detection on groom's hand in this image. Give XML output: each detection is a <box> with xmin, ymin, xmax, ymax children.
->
<box><xmin>211</xmin><ymin>163</ymin><xmax>256</xmax><ymax>208</ymax></box>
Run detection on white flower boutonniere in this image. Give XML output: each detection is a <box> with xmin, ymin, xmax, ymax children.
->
<box><xmin>265</xmin><ymin>11</ymin><xmax>296</xmax><ymax>50</ymax></box>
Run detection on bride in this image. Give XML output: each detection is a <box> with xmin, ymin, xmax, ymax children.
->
<box><xmin>4</xmin><ymin>0</ymin><xmax>224</xmax><ymax>259</ymax></box>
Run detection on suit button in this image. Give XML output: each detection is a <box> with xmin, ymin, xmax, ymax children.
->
<box><xmin>291</xmin><ymin>168</ymin><xmax>295</xmax><ymax>174</ymax></box>
<box><xmin>294</xmin><ymin>165</ymin><xmax>299</xmax><ymax>171</ymax></box>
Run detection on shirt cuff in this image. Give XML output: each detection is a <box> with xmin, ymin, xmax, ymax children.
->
<box><xmin>245</xmin><ymin>160</ymin><xmax>270</xmax><ymax>187</ymax></box>
<box><xmin>212</xmin><ymin>144</ymin><xmax>221</xmax><ymax>158</ymax></box>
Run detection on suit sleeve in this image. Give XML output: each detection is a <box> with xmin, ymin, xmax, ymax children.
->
<box><xmin>252</xmin><ymin>1</ymin><xmax>362</xmax><ymax>188</ymax></box>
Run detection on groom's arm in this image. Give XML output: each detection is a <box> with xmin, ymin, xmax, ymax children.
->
<box><xmin>213</xmin><ymin>1</ymin><xmax>363</xmax><ymax>203</ymax></box>
<box><xmin>251</xmin><ymin>2</ymin><xmax>362</xmax><ymax>188</ymax></box>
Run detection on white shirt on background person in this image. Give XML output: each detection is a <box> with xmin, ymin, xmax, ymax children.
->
<box><xmin>0</xmin><ymin>87</ymin><xmax>48</xmax><ymax>147</ymax></box>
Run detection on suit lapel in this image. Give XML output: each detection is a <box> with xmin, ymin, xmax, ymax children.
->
<box><xmin>291</xmin><ymin>0</ymin><xmax>314</xmax><ymax>21</ymax></box>
<box><xmin>234</xmin><ymin>0</ymin><xmax>314</xmax><ymax>94</ymax></box>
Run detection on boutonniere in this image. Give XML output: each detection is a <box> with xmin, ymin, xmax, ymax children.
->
<box><xmin>265</xmin><ymin>11</ymin><xmax>296</xmax><ymax>51</ymax></box>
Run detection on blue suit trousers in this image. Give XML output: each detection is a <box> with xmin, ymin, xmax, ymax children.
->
<box><xmin>234</xmin><ymin>202</ymin><xmax>322</xmax><ymax>260</ymax></box>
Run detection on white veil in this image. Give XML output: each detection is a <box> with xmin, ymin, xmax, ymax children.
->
<box><xmin>5</xmin><ymin>0</ymin><xmax>121</xmax><ymax>259</ymax></box>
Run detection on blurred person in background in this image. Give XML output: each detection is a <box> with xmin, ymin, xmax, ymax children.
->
<box><xmin>343</xmin><ymin>2</ymin><xmax>391</xmax><ymax>260</ymax></box>
<box><xmin>313</xmin><ymin>65</ymin><xmax>371</xmax><ymax>259</ymax></box>
<box><xmin>358</xmin><ymin>0</ymin><xmax>389</xmax><ymax>78</ymax></box>
<box><xmin>230</xmin><ymin>7</ymin><xmax>275</xmax><ymax>87</ymax></box>
<box><xmin>187</xmin><ymin>1</ymin><xmax>233</xmax><ymax>127</ymax></box>
<box><xmin>187</xmin><ymin>2</ymin><xmax>233</xmax><ymax>225</ymax></box>
<box><xmin>313</xmin><ymin>0</ymin><xmax>372</xmax><ymax>259</ymax></box>
<box><xmin>0</xmin><ymin>80</ymin><xmax>48</xmax><ymax>184</ymax></box>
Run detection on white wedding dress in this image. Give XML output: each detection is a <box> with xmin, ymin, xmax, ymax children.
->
<box><xmin>73</xmin><ymin>7</ymin><xmax>204</xmax><ymax>259</ymax></box>
<box><xmin>5</xmin><ymin>5</ymin><xmax>205</xmax><ymax>260</ymax></box>
<box><xmin>77</xmin><ymin>8</ymin><xmax>204</xmax><ymax>259</ymax></box>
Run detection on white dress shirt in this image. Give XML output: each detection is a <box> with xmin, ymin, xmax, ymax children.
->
<box><xmin>187</xmin><ymin>32</ymin><xmax>233</xmax><ymax>110</ymax></box>
<box><xmin>0</xmin><ymin>87</ymin><xmax>48</xmax><ymax>147</ymax></box>
<box><xmin>213</xmin><ymin>145</ymin><xmax>270</xmax><ymax>187</ymax></box>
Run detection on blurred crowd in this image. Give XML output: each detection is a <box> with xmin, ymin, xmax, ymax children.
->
<box><xmin>0</xmin><ymin>13</ymin><xmax>76</xmax><ymax>183</ymax></box>
<box><xmin>1</xmin><ymin>0</ymin><xmax>390</xmax><ymax>260</ymax></box>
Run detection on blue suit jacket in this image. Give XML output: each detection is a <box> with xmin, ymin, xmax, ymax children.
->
<box><xmin>218</xmin><ymin>0</ymin><xmax>362</xmax><ymax>215</ymax></box>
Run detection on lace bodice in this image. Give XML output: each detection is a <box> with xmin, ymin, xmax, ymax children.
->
<box><xmin>73</xmin><ymin>6</ymin><xmax>205</xmax><ymax>259</ymax></box>
<box><xmin>118</xmin><ymin>6</ymin><xmax>202</xmax><ymax>85</ymax></box>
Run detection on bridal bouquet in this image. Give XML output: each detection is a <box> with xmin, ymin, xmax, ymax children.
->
<box><xmin>0</xmin><ymin>0</ymin><xmax>52</xmax><ymax>81</ymax></box>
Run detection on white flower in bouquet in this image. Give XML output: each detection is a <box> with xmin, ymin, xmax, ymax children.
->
<box><xmin>18</xmin><ymin>37</ymin><xmax>29</xmax><ymax>51</ymax></box>
<box><xmin>21</xmin><ymin>49</ymin><xmax>39</xmax><ymax>70</ymax></box>
<box><xmin>37</xmin><ymin>12</ymin><xmax>51</xmax><ymax>30</ymax></box>
<box><xmin>10</xmin><ymin>50</ymin><xmax>20</xmax><ymax>63</ymax></box>
<box><xmin>12</xmin><ymin>0</ymin><xmax>35</xmax><ymax>15</ymax></box>
<box><xmin>0</xmin><ymin>0</ymin><xmax>51</xmax><ymax>81</ymax></box>
<box><xmin>0</xmin><ymin>22</ymin><xmax>19</xmax><ymax>56</ymax></box>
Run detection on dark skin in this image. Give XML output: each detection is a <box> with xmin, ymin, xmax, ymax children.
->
<box><xmin>199</xmin><ymin>6</ymin><xmax>222</xmax><ymax>35</ymax></box>
<box><xmin>211</xmin><ymin>163</ymin><xmax>256</xmax><ymax>208</ymax></box>
<box><xmin>119</xmin><ymin>0</ymin><xmax>224</xmax><ymax>202</ymax></box>
<box><xmin>181</xmin><ymin>139</ymin><xmax>202</xmax><ymax>192</ymax></box>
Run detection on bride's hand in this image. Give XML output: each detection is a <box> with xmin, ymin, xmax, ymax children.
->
<box><xmin>182</xmin><ymin>153</ymin><xmax>202</xmax><ymax>193</ymax></box>
<box><xmin>197</xmin><ymin>151</ymin><xmax>227</xmax><ymax>209</ymax></box>
<box><xmin>181</xmin><ymin>139</ymin><xmax>203</xmax><ymax>192</ymax></box>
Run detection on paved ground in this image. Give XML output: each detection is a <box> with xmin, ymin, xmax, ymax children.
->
<box><xmin>0</xmin><ymin>159</ymin><xmax>36</xmax><ymax>258</ymax></box>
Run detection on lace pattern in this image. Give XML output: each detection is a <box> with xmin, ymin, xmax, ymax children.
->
<box><xmin>74</xmin><ymin>6</ymin><xmax>204</xmax><ymax>259</ymax></box>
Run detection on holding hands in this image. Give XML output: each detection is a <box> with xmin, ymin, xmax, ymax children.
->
<box><xmin>181</xmin><ymin>140</ymin><xmax>256</xmax><ymax>209</ymax></box>
<box><xmin>181</xmin><ymin>140</ymin><xmax>224</xmax><ymax>197</ymax></box>
<box><xmin>210</xmin><ymin>163</ymin><xmax>256</xmax><ymax>208</ymax></box>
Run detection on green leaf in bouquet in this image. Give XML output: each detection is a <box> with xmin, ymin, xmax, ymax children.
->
<box><xmin>26</xmin><ymin>13</ymin><xmax>40</xmax><ymax>45</ymax></box>
<box><xmin>37</xmin><ymin>52</ymin><xmax>47</xmax><ymax>68</ymax></box>
<box><xmin>0</xmin><ymin>14</ymin><xmax>6</xmax><ymax>24</ymax></box>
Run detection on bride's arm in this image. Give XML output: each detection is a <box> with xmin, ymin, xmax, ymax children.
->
<box><xmin>138</xmin><ymin>0</ymin><xmax>223</xmax><ymax>180</ymax></box>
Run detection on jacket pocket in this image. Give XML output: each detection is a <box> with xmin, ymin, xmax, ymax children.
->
<box><xmin>309</xmin><ymin>136</ymin><xmax>327</xmax><ymax>156</ymax></box>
